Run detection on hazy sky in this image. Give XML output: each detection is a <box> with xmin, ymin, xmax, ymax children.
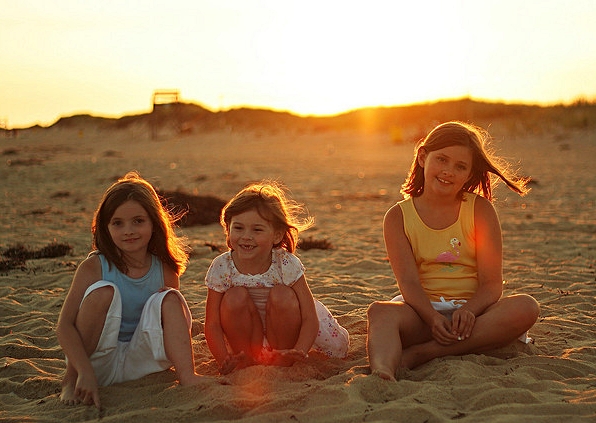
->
<box><xmin>1</xmin><ymin>0</ymin><xmax>595</xmax><ymax>127</ymax></box>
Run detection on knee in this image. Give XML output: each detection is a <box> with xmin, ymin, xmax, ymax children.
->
<box><xmin>267</xmin><ymin>285</ymin><xmax>298</xmax><ymax>313</ymax></box>
<box><xmin>367</xmin><ymin>301</ymin><xmax>393</xmax><ymax>324</ymax></box>
<box><xmin>522</xmin><ymin>294</ymin><xmax>541</xmax><ymax>322</ymax></box>
<box><xmin>506</xmin><ymin>294</ymin><xmax>540</xmax><ymax>330</ymax></box>
<box><xmin>161</xmin><ymin>290</ymin><xmax>191</xmax><ymax>327</ymax></box>
<box><xmin>221</xmin><ymin>287</ymin><xmax>251</xmax><ymax>312</ymax></box>
<box><xmin>162</xmin><ymin>290</ymin><xmax>183</xmax><ymax>309</ymax></box>
<box><xmin>81</xmin><ymin>285</ymin><xmax>114</xmax><ymax>311</ymax></box>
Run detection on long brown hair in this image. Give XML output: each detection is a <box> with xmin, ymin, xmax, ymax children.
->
<box><xmin>221</xmin><ymin>181</ymin><xmax>314</xmax><ymax>253</ymax></box>
<box><xmin>401</xmin><ymin>121</ymin><xmax>529</xmax><ymax>200</ymax></box>
<box><xmin>91</xmin><ymin>171</ymin><xmax>188</xmax><ymax>275</ymax></box>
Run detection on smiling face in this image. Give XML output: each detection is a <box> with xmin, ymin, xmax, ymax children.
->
<box><xmin>418</xmin><ymin>145</ymin><xmax>473</xmax><ymax>198</ymax></box>
<box><xmin>107</xmin><ymin>199</ymin><xmax>154</xmax><ymax>257</ymax></box>
<box><xmin>228</xmin><ymin>209</ymin><xmax>283</xmax><ymax>274</ymax></box>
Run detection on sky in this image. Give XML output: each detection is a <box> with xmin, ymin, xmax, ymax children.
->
<box><xmin>1</xmin><ymin>0</ymin><xmax>595</xmax><ymax>128</ymax></box>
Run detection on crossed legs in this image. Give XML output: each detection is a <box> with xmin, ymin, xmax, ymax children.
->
<box><xmin>367</xmin><ymin>294</ymin><xmax>540</xmax><ymax>381</ymax></box>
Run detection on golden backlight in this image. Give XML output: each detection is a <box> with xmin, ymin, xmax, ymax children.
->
<box><xmin>0</xmin><ymin>0</ymin><xmax>595</xmax><ymax>127</ymax></box>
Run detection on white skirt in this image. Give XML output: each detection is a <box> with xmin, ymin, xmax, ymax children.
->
<box><xmin>247</xmin><ymin>287</ymin><xmax>350</xmax><ymax>358</ymax></box>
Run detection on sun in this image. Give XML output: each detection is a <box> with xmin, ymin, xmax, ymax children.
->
<box><xmin>223</xmin><ymin>2</ymin><xmax>469</xmax><ymax>116</ymax></box>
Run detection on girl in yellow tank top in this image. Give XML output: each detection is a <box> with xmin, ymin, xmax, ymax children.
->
<box><xmin>367</xmin><ymin>121</ymin><xmax>540</xmax><ymax>380</ymax></box>
<box><xmin>398</xmin><ymin>191</ymin><xmax>478</xmax><ymax>302</ymax></box>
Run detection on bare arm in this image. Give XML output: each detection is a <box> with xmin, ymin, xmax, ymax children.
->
<box><xmin>290</xmin><ymin>275</ymin><xmax>319</xmax><ymax>355</ymax></box>
<box><xmin>384</xmin><ymin>204</ymin><xmax>459</xmax><ymax>344</ymax></box>
<box><xmin>55</xmin><ymin>255</ymin><xmax>102</xmax><ymax>408</ymax></box>
<box><xmin>204</xmin><ymin>289</ymin><xmax>229</xmax><ymax>366</ymax></box>
<box><xmin>383</xmin><ymin>205</ymin><xmax>438</xmax><ymax>325</ymax></box>
<box><xmin>450</xmin><ymin>197</ymin><xmax>504</xmax><ymax>338</ymax></box>
<box><xmin>163</xmin><ymin>265</ymin><xmax>180</xmax><ymax>290</ymax></box>
<box><xmin>464</xmin><ymin>197</ymin><xmax>504</xmax><ymax>314</ymax></box>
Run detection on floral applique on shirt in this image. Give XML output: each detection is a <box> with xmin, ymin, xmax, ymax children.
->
<box><xmin>435</xmin><ymin>237</ymin><xmax>461</xmax><ymax>272</ymax></box>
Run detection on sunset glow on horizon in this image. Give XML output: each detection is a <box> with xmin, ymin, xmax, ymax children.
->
<box><xmin>1</xmin><ymin>0</ymin><xmax>596</xmax><ymax>128</ymax></box>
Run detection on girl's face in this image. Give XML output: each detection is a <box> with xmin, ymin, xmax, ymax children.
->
<box><xmin>108</xmin><ymin>199</ymin><xmax>153</xmax><ymax>256</ymax></box>
<box><xmin>228</xmin><ymin>209</ymin><xmax>283</xmax><ymax>271</ymax></box>
<box><xmin>418</xmin><ymin>145</ymin><xmax>473</xmax><ymax>198</ymax></box>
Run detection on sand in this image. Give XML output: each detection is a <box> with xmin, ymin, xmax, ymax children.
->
<box><xmin>1</xmin><ymin>118</ymin><xmax>595</xmax><ymax>422</ymax></box>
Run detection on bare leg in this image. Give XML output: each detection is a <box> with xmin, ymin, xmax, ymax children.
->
<box><xmin>161</xmin><ymin>292</ymin><xmax>202</xmax><ymax>386</ymax></box>
<box><xmin>264</xmin><ymin>285</ymin><xmax>302</xmax><ymax>366</ymax></box>
<box><xmin>60</xmin><ymin>286</ymin><xmax>113</xmax><ymax>405</ymax></box>
<box><xmin>220</xmin><ymin>287</ymin><xmax>263</xmax><ymax>365</ymax></box>
<box><xmin>265</xmin><ymin>285</ymin><xmax>301</xmax><ymax>349</ymax></box>
<box><xmin>366</xmin><ymin>301</ymin><xmax>429</xmax><ymax>381</ymax></box>
<box><xmin>401</xmin><ymin>294</ymin><xmax>540</xmax><ymax>369</ymax></box>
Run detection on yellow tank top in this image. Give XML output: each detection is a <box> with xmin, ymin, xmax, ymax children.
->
<box><xmin>398</xmin><ymin>192</ymin><xmax>478</xmax><ymax>301</ymax></box>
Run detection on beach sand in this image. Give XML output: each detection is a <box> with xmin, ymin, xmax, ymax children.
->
<box><xmin>1</xmin><ymin>117</ymin><xmax>595</xmax><ymax>422</ymax></box>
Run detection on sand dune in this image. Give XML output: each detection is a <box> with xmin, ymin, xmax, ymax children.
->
<box><xmin>1</xmin><ymin>114</ymin><xmax>595</xmax><ymax>422</ymax></box>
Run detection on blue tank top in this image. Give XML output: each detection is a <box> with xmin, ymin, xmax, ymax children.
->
<box><xmin>98</xmin><ymin>254</ymin><xmax>164</xmax><ymax>342</ymax></box>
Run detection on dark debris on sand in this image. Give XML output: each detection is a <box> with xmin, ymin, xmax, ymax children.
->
<box><xmin>158</xmin><ymin>190</ymin><xmax>226</xmax><ymax>227</ymax></box>
<box><xmin>1</xmin><ymin>242</ymin><xmax>73</xmax><ymax>271</ymax></box>
<box><xmin>298</xmin><ymin>236</ymin><xmax>334</xmax><ymax>251</ymax></box>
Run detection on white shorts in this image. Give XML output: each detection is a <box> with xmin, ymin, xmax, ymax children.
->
<box><xmin>81</xmin><ymin>280</ymin><xmax>192</xmax><ymax>386</ymax></box>
<box><xmin>391</xmin><ymin>294</ymin><xmax>531</xmax><ymax>344</ymax></box>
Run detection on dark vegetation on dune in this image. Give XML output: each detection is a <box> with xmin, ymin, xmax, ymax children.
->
<box><xmin>5</xmin><ymin>97</ymin><xmax>595</xmax><ymax>135</ymax></box>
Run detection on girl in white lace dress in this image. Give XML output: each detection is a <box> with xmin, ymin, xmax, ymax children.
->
<box><xmin>205</xmin><ymin>182</ymin><xmax>349</xmax><ymax>374</ymax></box>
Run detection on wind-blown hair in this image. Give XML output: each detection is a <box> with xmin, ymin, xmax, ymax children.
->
<box><xmin>221</xmin><ymin>181</ymin><xmax>314</xmax><ymax>253</ymax></box>
<box><xmin>91</xmin><ymin>171</ymin><xmax>188</xmax><ymax>275</ymax></box>
<box><xmin>401</xmin><ymin>121</ymin><xmax>529</xmax><ymax>201</ymax></box>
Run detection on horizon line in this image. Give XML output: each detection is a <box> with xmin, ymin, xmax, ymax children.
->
<box><xmin>3</xmin><ymin>94</ymin><xmax>596</xmax><ymax>130</ymax></box>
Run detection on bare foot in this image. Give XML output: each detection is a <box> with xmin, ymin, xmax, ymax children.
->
<box><xmin>59</xmin><ymin>367</ymin><xmax>80</xmax><ymax>406</ymax></box>
<box><xmin>178</xmin><ymin>373</ymin><xmax>204</xmax><ymax>386</ymax></box>
<box><xmin>261</xmin><ymin>349</ymin><xmax>307</xmax><ymax>367</ymax></box>
<box><xmin>234</xmin><ymin>351</ymin><xmax>256</xmax><ymax>370</ymax></box>
<box><xmin>371</xmin><ymin>368</ymin><xmax>397</xmax><ymax>382</ymax></box>
<box><xmin>59</xmin><ymin>380</ymin><xmax>79</xmax><ymax>406</ymax></box>
<box><xmin>219</xmin><ymin>351</ymin><xmax>256</xmax><ymax>375</ymax></box>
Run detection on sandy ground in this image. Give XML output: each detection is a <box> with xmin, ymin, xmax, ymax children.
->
<box><xmin>1</xmin><ymin>120</ymin><xmax>595</xmax><ymax>422</ymax></box>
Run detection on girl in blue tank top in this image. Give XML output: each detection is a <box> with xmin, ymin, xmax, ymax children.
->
<box><xmin>56</xmin><ymin>172</ymin><xmax>203</xmax><ymax>409</ymax></box>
